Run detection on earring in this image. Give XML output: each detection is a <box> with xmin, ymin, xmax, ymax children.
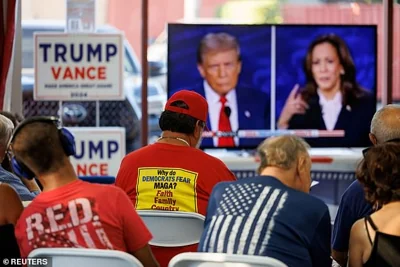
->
<box><xmin>340</xmin><ymin>70</ymin><xmax>345</xmax><ymax>75</ymax></box>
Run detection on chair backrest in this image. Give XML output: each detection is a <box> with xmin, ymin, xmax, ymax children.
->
<box><xmin>28</xmin><ymin>248</ymin><xmax>143</xmax><ymax>267</ymax></box>
<box><xmin>137</xmin><ymin>210</ymin><xmax>205</xmax><ymax>247</ymax></box>
<box><xmin>168</xmin><ymin>252</ymin><xmax>288</xmax><ymax>267</ymax></box>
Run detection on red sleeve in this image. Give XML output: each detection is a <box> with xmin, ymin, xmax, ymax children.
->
<box><xmin>224</xmin><ymin>168</ymin><xmax>236</xmax><ymax>182</ymax></box>
<box><xmin>115</xmin><ymin>156</ymin><xmax>138</xmax><ymax>204</ymax></box>
<box><xmin>216</xmin><ymin>160</ymin><xmax>237</xmax><ymax>182</ymax></box>
<box><xmin>116</xmin><ymin>189</ymin><xmax>152</xmax><ymax>252</ymax></box>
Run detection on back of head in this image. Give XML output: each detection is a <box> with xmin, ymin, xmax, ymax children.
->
<box><xmin>159</xmin><ymin>101</ymin><xmax>199</xmax><ymax>134</ymax></box>
<box><xmin>0</xmin><ymin>115</ymin><xmax>14</xmax><ymax>153</ymax></box>
<box><xmin>357</xmin><ymin>142</ymin><xmax>400</xmax><ymax>205</ymax></box>
<box><xmin>370</xmin><ymin>104</ymin><xmax>400</xmax><ymax>144</ymax></box>
<box><xmin>257</xmin><ymin>135</ymin><xmax>310</xmax><ymax>174</ymax></box>
<box><xmin>159</xmin><ymin>90</ymin><xmax>208</xmax><ymax>134</ymax></box>
<box><xmin>10</xmin><ymin>120</ymin><xmax>67</xmax><ymax>176</ymax></box>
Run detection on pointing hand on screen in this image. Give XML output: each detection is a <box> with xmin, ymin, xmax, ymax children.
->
<box><xmin>277</xmin><ymin>84</ymin><xmax>309</xmax><ymax>129</ymax></box>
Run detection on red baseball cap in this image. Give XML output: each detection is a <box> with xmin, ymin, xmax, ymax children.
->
<box><xmin>165</xmin><ymin>90</ymin><xmax>208</xmax><ymax>122</ymax></box>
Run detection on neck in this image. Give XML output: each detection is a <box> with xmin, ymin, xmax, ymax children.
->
<box><xmin>319</xmin><ymin>84</ymin><xmax>341</xmax><ymax>100</ymax></box>
<box><xmin>260</xmin><ymin>167</ymin><xmax>296</xmax><ymax>189</ymax></box>
<box><xmin>157</xmin><ymin>131</ymin><xmax>191</xmax><ymax>147</ymax></box>
<box><xmin>37</xmin><ymin>159</ymin><xmax>78</xmax><ymax>192</ymax></box>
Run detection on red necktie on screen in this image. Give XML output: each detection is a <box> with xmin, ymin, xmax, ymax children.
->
<box><xmin>218</xmin><ymin>96</ymin><xmax>235</xmax><ymax>147</ymax></box>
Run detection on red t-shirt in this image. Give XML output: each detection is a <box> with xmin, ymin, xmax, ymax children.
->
<box><xmin>115</xmin><ymin>143</ymin><xmax>236</xmax><ymax>267</ymax></box>
<box><xmin>15</xmin><ymin>180</ymin><xmax>152</xmax><ymax>258</ymax></box>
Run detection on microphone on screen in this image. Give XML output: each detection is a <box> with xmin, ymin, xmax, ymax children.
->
<box><xmin>224</xmin><ymin>106</ymin><xmax>231</xmax><ymax>118</ymax></box>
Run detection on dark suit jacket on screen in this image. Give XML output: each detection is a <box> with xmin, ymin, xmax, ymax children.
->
<box><xmin>190</xmin><ymin>83</ymin><xmax>271</xmax><ymax>148</ymax></box>
<box><xmin>287</xmin><ymin>92</ymin><xmax>375</xmax><ymax>147</ymax></box>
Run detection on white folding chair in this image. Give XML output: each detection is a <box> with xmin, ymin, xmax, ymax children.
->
<box><xmin>168</xmin><ymin>253</ymin><xmax>288</xmax><ymax>267</ymax></box>
<box><xmin>28</xmin><ymin>248</ymin><xmax>143</xmax><ymax>267</ymax></box>
<box><xmin>137</xmin><ymin>210</ymin><xmax>205</xmax><ymax>247</ymax></box>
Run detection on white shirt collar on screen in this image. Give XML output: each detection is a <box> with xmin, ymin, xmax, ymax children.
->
<box><xmin>203</xmin><ymin>80</ymin><xmax>239</xmax><ymax>146</ymax></box>
<box><xmin>317</xmin><ymin>89</ymin><xmax>342</xmax><ymax>131</ymax></box>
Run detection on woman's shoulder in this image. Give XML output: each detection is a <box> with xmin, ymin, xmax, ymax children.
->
<box><xmin>0</xmin><ymin>183</ymin><xmax>17</xmax><ymax>197</ymax></box>
<box><xmin>0</xmin><ymin>183</ymin><xmax>22</xmax><ymax>207</ymax></box>
<box><xmin>350</xmin><ymin>87</ymin><xmax>375</xmax><ymax>108</ymax></box>
<box><xmin>360</xmin><ymin>88</ymin><xmax>374</xmax><ymax>97</ymax></box>
<box><xmin>350</xmin><ymin>217</ymin><xmax>370</xmax><ymax>244</ymax></box>
<box><xmin>354</xmin><ymin>87</ymin><xmax>374</xmax><ymax>100</ymax></box>
<box><xmin>376</xmin><ymin>212</ymin><xmax>400</xmax><ymax>235</ymax></box>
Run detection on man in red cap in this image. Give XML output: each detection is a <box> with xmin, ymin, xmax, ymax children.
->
<box><xmin>115</xmin><ymin>90</ymin><xmax>236</xmax><ymax>267</ymax></box>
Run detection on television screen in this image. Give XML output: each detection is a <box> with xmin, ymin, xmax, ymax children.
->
<box><xmin>167</xmin><ymin>24</ymin><xmax>377</xmax><ymax>149</ymax></box>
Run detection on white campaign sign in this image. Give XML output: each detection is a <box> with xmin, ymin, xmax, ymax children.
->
<box><xmin>68</xmin><ymin>127</ymin><xmax>126</xmax><ymax>177</ymax></box>
<box><xmin>34</xmin><ymin>33</ymin><xmax>124</xmax><ymax>101</ymax></box>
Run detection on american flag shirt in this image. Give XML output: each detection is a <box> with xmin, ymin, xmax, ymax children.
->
<box><xmin>198</xmin><ymin>176</ymin><xmax>332</xmax><ymax>267</ymax></box>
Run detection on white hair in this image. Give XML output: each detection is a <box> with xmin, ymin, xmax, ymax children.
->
<box><xmin>370</xmin><ymin>104</ymin><xmax>400</xmax><ymax>143</ymax></box>
<box><xmin>257</xmin><ymin>135</ymin><xmax>310</xmax><ymax>172</ymax></box>
<box><xmin>0</xmin><ymin>115</ymin><xmax>14</xmax><ymax>150</ymax></box>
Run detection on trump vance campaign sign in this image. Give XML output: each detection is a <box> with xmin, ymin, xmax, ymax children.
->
<box><xmin>68</xmin><ymin>127</ymin><xmax>126</xmax><ymax>177</ymax></box>
<box><xmin>34</xmin><ymin>33</ymin><xmax>124</xmax><ymax>101</ymax></box>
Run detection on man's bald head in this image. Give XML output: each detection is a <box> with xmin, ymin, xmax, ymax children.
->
<box><xmin>370</xmin><ymin>104</ymin><xmax>400</xmax><ymax>144</ymax></box>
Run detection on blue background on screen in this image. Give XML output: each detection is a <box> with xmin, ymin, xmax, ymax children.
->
<box><xmin>275</xmin><ymin>25</ymin><xmax>377</xmax><ymax>119</ymax></box>
<box><xmin>167</xmin><ymin>24</ymin><xmax>272</xmax><ymax>96</ymax></box>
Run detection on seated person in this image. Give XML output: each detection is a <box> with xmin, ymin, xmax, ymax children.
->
<box><xmin>332</xmin><ymin>104</ymin><xmax>400</xmax><ymax>266</ymax></box>
<box><xmin>115</xmin><ymin>90</ymin><xmax>236</xmax><ymax>267</ymax></box>
<box><xmin>0</xmin><ymin>115</ymin><xmax>40</xmax><ymax>200</ymax></box>
<box><xmin>0</xmin><ymin>183</ymin><xmax>23</xmax><ymax>259</ymax></box>
<box><xmin>348</xmin><ymin>142</ymin><xmax>400</xmax><ymax>266</ymax></box>
<box><xmin>198</xmin><ymin>135</ymin><xmax>332</xmax><ymax>267</ymax></box>
<box><xmin>10</xmin><ymin>117</ymin><xmax>158</xmax><ymax>267</ymax></box>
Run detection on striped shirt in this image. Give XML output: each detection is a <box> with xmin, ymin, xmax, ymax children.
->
<box><xmin>198</xmin><ymin>176</ymin><xmax>332</xmax><ymax>267</ymax></box>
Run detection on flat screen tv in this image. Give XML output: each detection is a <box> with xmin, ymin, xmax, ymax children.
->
<box><xmin>167</xmin><ymin>24</ymin><xmax>377</xmax><ymax>149</ymax></box>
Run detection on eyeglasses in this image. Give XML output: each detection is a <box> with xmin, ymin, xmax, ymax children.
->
<box><xmin>362</xmin><ymin>138</ymin><xmax>400</xmax><ymax>157</ymax></box>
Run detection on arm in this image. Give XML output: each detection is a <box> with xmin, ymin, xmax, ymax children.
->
<box><xmin>20</xmin><ymin>177</ymin><xmax>41</xmax><ymax>194</ymax></box>
<box><xmin>331</xmin><ymin>199</ymin><xmax>353</xmax><ymax>266</ymax></box>
<box><xmin>117</xmin><ymin>190</ymin><xmax>159</xmax><ymax>267</ymax></box>
<box><xmin>332</xmin><ymin>181</ymin><xmax>372</xmax><ymax>267</ymax></box>
<box><xmin>277</xmin><ymin>85</ymin><xmax>309</xmax><ymax>129</ymax></box>
<box><xmin>115</xmin><ymin>157</ymin><xmax>137</xmax><ymax>204</ymax></box>
<box><xmin>218</xmin><ymin>161</ymin><xmax>237</xmax><ymax>182</ymax></box>
<box><xmin>348</xmin><ymin>220</ymin><xmax>365</xmax><ymax>267</ymax></box>
<box><xmin>2</xmin><ymin>172</ymin><xmax>38</xmax><ymax>201</ymax></box>
<box><xmin>332</xmin><ymin>250</ymin><xmax>348</xmax><ymax>267</ymax></box>
<box><xmin>130</xmin><ymin>244</ymin><xmax>159</xmax><ymax>267</ymax></box>
<box><xmin>0</xmin><ymin>183</ymin><xmax>23</xmax><ymax>225</ymax></box>
<box><xmin>310</xmin><ymin>208</ymin><xmax>332</xmax><ymax>267</ymax></box>
<box><xmin>225</xmin><ymin>168</ymin><xmax>237</xmax><ymax>181</ymax></box>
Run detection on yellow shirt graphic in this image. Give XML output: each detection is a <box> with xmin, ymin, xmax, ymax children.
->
<box><xmin>135</xmin><ymin>167</ymin><xmax>198</xmax><ymax>212</ymax></box>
